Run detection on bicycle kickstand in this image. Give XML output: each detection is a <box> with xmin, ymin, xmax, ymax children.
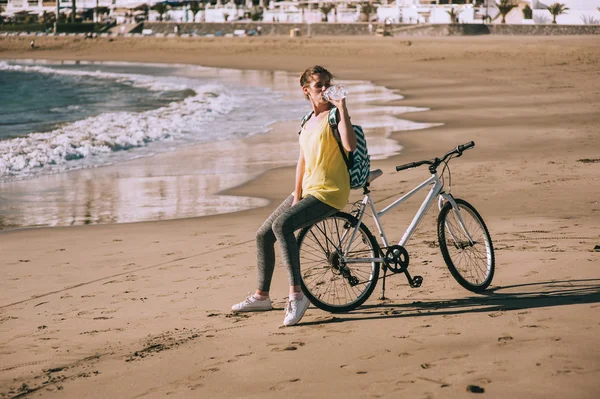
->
<box><xmin>379</xmin><ymin>267</ymin><xmax>388</xmax><ymax>300</ymax></box>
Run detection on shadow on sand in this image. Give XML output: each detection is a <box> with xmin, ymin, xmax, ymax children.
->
<box><xmin>301</xmin><ymin>278</ymin><xmax>600</xmax><ymax>326</ymax></box>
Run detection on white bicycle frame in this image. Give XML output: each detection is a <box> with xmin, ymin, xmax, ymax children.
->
<box><xmin>342</xmin><ymin>172</ymin><xmax>475</xmax><ymax>264</ymax></box>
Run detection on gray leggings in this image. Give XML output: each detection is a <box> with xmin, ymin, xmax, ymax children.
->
<box><xmin>256</xmin><ymin>194</ymin><xmax>338</xmax><ymax>291</ymax></box>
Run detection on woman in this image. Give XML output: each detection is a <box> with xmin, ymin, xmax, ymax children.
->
<box><xmin>232</xmin><ymin>65</ymin><xmax>357</xmax><ymax>326</ymax></box>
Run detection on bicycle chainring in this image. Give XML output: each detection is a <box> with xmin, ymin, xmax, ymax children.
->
<box><xmin>384</xmin><ymin>245</ymin><xmax>409</xmax><ymax>273</ymax></box>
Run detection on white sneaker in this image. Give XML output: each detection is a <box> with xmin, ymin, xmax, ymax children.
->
<box><xmin>231</xmin><ymin>294</ymin><xmax>273</xmax><ymax>313</ymax></box>
<box><xmin>283</xmin><ymin>295</ymin><xmax>310</xmax><ymax>326</ymax></box>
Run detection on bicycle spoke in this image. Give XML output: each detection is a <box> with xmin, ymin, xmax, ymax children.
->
<box><xmin>441</xmin><ymin>202</ymin><xmax>493</xmax><ymax>289</ymax></box>
<box><xmin>299</xmin><ymin>212</ymin><xmax>379</xmax><ymax>311</ymax></box>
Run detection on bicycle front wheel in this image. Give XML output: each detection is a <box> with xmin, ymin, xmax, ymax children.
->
<box><xmin>437</xmin><ymin>199</ymin><xmax>495</xmax><ymax>292</ymax></box>
<box><xmin>297</xmin><ymin>212</ymin><xmax>380</xmax><ymax>313</ymax></box>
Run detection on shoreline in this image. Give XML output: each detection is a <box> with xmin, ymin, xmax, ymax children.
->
<box><xmin>0</xmin><ymin>58</ymin><xmax>429</xmax><ymax>230</ymax></box>
<box><xmin>1</xmin><ymin>36</ymin><xmax>599</xmax><ymax>398</ymax></box>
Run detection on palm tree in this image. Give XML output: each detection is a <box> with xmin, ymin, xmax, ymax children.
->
<box><xmin>361</xmin><ymin>2</ymin><xmax>378</xmax><ymax>23</ymax></box>
<box><xmin>547</xmin><ymin>3</ymin><xmax>569</xmax><ymax>24</ymax></box>
<box><xmin>152</xmin><ymin>2</ymin><xmax>169</xmax><ymax>21</ymax></box>
<box><xmin>496</xmin><ymin>0</ymin><xmax>517</xmax><ymax>24</ymax></box>
<box><xmin>188</xmin><ymin>1</ymin><xmax>202</xmax><ymax>22</ymax></box>
<box><xmin>447</xmin><ymin>7</ymin><xmax>461</xmax><ymax>24</ymax></box>
<box><xmin>319</xmin><ymin>3</ymin><xmax>335</xmax><ymax>22</ymax></box>
<box><xmin>94</xmin><ymin>6</ymin><xmax>109</xmax><ymax>22</ymax></box>
<box><xmin>298</xmin><ymin>2</ymin><xmax>308</xmax><ymax>23</ymax></box>
<box><xmin>72</xmin><ymin>0</ymin><xmax>77</xmax><ymax>23</ymax></box>
<box><xmin>522</xmin><ymin>4</ymin><xmax>532</xmax><ymax>20</ymax></box>
<box><xmin>249</xmin><ymin>5</ymin><xmax>264</xmax><ymax>21</ymax></box>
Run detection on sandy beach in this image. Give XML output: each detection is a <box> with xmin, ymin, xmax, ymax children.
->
<box><xmin>1</xmin><ymin>35</ymin><xmax>599</xmax><ymax>398</ymax></box>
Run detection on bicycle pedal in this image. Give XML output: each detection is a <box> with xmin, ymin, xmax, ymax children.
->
<box><xmin>410</xmin><ymin>276</ymin><xmax>423</xmax><ymax>288</ymax></box>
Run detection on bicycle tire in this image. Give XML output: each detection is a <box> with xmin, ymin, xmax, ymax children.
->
<box><xmin>437</xmin><ymin>198</ymin><xmax>495</xmax><ymax>292</ymax></box>
<box><xmin>297</xmin><ymin>211</ymin><xmax>380</xmax><ymax>313</ymax></box>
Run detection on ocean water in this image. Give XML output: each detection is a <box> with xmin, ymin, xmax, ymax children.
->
<box><xmin>0</xmin><ymin>60</ymin><xmax>307</xmax><ymax>182</ymax></box>
<box><xmin>0</xmin><ymin>61</ymin><xmax>441</xmax><ymax>229</ymax></box>
<box><xmin>0</xmin><ymin>65</ymin><xmax>191</xmax><ymax>140</ymax></box>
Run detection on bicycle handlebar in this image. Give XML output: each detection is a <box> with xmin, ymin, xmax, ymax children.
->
<box><xmin>457</xmin><ymin>141</ymin><xmax>475</xmax><ymax>153</ymax></box>
<box><xmin>395</xmin><ymin>141</ymin><xmax>475</xmax><ymax>172</ymax></box>
<box><xmin>395</xmin><ymin>160</ymin><xmax>431</xmax><ymax>172</ymax></box>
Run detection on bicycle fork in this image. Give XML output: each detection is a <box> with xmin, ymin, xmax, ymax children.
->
<box><xmin>438</xmin><ymin>193</ymin><xmax>475</xmax><ymax>246</ymax></box>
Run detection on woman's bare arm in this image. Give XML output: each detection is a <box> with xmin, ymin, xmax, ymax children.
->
<box><xmin>331</xmin><ymin>99</ymin><xmax>356</xmax><ymax>152</ymax></box>
<box><xmin>293</xmin><ymin>149</ymin><xmax>305</xmax><ymax>205</ymax></box>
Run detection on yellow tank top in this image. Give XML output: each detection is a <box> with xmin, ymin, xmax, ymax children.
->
<box><xmin>299</xmin><ymin>114</ymin><xmax>350</xmax><ymax>210</ymax></box>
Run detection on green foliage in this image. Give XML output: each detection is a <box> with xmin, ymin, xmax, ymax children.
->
<box><xmin>522</xmin><ymin>4</ymin><xmax>532</xmax><ymax>19</ymax></box>
<box><xmin>0</xmin><ymin>23</ymin><xmax>50</xmax><ymax>32</ymax></box>
<box><xmin>319</xmin><ymin>3</ymin><xmax>335</xmax><ymax>22</ymax></box>
<box><xmin>547</xmin><ymin>2</ymin><xmax>569</xmax><ymax>24</ymax></box>
<box><xmin>447</xmin><ymin>7</ymin><xmax>462</xmax><ymax>23</ymax></box>
<box><xmin>44</xmin><ymin>12</ymin><xmax>57</xmax><ymax>24</ymax></box>
<box><xmin>189</xmin><ymin>2</ymin><xmax>202</xmax><ymax>18</ymax></box>
<box><xmin>361</xmin><ymin>2</ymin><xmax>378</xmax><ymax>22</ymax></box>
<box><xmin>152</xmin><ymin>3</ymin><xmax>169</xmax><ymax>21</ymax></box>
<box><xmin>95</xmin><ymin>6</ymin><xmax>110</xmax><ymax>15</ymax></box>
<box><xmin>496</xmin><ymin>0</ymin><xmax>517</xmax><ymax>24</ymax></box>
<box><xmin>250</xmin><ymin>6</ymin><xmax>263</xmax><ymax>21</ymax></box>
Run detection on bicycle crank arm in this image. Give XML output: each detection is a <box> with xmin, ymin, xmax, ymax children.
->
<box><xmin>403</xmin><ymin>270</ymin><xmax>423</xmax><ymax>288</ymax></box>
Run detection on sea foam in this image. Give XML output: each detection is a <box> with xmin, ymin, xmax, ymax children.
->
<box><xmin>0</xmin><ymin>62</ymin><xmax>305</xmax><ymax>181</ymax></box>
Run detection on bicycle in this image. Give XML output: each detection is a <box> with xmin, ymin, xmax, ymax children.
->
<box><xmin>297</xmin><ymin>141</ymin><xmax>495</xmax><ymax>313</ymax></box>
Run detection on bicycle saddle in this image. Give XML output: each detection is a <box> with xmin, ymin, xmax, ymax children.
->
<box><xmin>367</xmin><ymin>169</ymin><xmax>383</xmax><ymax>184</ymax></box>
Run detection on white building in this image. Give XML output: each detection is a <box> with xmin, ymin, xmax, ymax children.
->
<box><xmin>3</xmin><ymin>0</ymin><xmax>600</xmax><ymax>25</ymax></box>
<box><xmin>530</xmin><ymin>0</ymin><xmax>600</xmax><ymax>25</ymax></box>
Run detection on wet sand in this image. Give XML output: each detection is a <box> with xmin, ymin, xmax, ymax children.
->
<box><xmin>0</xmin><ymin>62</ymin><xmax>430</xmax><ymax>228</ymax></box>
<box><xmin>0</xmin><ymin>35</ymin><xmax>599</xmax><ymax>398</ymax></box>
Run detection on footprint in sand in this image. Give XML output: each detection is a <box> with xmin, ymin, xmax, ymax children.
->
<box><xmin>271</xmin><ymin>342</ymin><xmax>305</xmax><ymax>352</ymax></box>
<box><xmin>381</xmin><ymin>308</ymin><xmax>402</xmax><ymax>315</ymax></box>
<box><xmin>497</xmin><ymin>335</ymin><xmax>513</xmax><ymax>345</ymax></box>
<box><xmin>269</xmin><ymin>378</ymin><xmax>301</xmax><ymax>391</ymax></box>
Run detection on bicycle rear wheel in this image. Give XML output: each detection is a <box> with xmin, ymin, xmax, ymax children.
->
<box><xmin>297</xmin><ymin>212</ymin><xmax>380</xmax><ymax>313</ymax></box>
<box><xmin>437</xmin><ymin>199</ymin><xmax>495</xmax><ymax>292</ymax></box>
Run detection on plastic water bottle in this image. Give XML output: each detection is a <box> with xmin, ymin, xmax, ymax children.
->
<box><xmin>323</xmin><ymin>84</ymin><xmax>348</xmax><ymax>101</ymax></box>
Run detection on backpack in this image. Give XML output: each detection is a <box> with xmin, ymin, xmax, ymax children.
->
<box><xmin>300</xmin><ymin>107</ymin><xmax>371</xmax><ymax>189</ymax></box>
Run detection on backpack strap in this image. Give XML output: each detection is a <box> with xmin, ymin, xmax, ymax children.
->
<box><xmin>328</xmin><ymin>107</ymin><xmax>353</xmax><ymax>169</ymax></box>
<box><xmin>328</xmin><ymin>107</ymin><xmax>338</xmax><ymax>130</ymax></box>
<box><xmin>299</xmin><ymin>110</ymin><xmax>314</xmax><ymax>134</ymax></box>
